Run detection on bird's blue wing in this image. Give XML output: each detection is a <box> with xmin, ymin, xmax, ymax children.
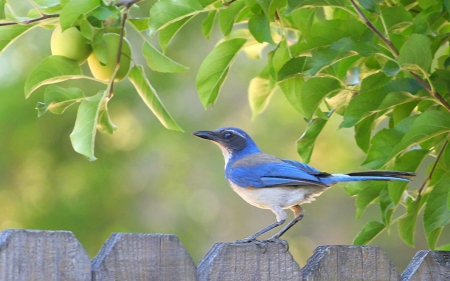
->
<box><xmin>227</xmin><ymin>154</ymin><xmax>328</xmax><ymax>188</ymax></box>
<box><xmin>281</xmin><ymin>159</ymin><xmax>325</xmax><ymax>175</ymax></box>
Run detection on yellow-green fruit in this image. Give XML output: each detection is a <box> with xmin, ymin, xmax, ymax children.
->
<box><xmin>87</xmin><ymin>34</ymin><xmax>132</xmax><ymax>82</ymax></box>
<box><xmin>51</xmin><ymin>25</ymin><xmax>92</xmax><ymax>65</ymax></box>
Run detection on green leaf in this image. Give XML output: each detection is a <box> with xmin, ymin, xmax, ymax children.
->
<box><xmin>38</xmin><ymin>85</ymin><xmax>85</xmax><ymax>116</ymax></box>
<box><xmin>437</xmin><ymin>243</ymin><xmax>450</xmax><ymax>251</ymax></box>
<box><xmin>353</xmin><ymin>221</ymin><xmax>385</xmax><ymax>245</ymax></box>
<box><xmin>294</xmin><ymin>19</ymin><xmax>367</xmax><ymax>54</ymax></box>
<box><xmin>360</xmin><ymin>72</ymin><xmax>391</xmax><ymax>92</ymax></box>
<box><xmin>341</xmin><ymin>78</ymin><xmax>423</xmax><ymax>128</ymax></box>
<box><xmin>59</xmin><ymin>0</ymin><xmax>100</xmax><ymax>31</ymax></box>
<box><xmin>248</xmin><ymin>12</ymin><xmax>274</xmax><ymax>44</ymax></box>
<box><xmin>279</xmin><ymin>76</ymin><xmax>341</xmax><ymax>119</ymax></box>
<box><xmin>356</xmin><ymin>182</ymin><xmax>385</xmax><ymax>219</ymax></box>
<box><xmin>91</xmin><ymin>5</ymin><xmax>117</xmax><ymax>21</ymax></box>
<box><xmin>158</xmin><ymin>16</ymin><xmax>193</xmax><ymax>53</ymax></box>
<box><xmin>382</xmin><ymin>61</ymin><xmax>401</xmax><ymax>77</ymax></box>
<box><xmin>79</xmin><ymin>18</ymin><xmax>95</xmax><ymax>41</ymax></box>
<box><xmin>392</xmin><ymin>101</ymin><xmax>419</xmax><ymax>126</ymax></box>
<box><xmin>430</xmin><ymin>143</ymin><xmax>450</xmax><ymax>186</ymax></box>
<box><xmin>269</xmin><ymin>40</ymin><xmax>291</xmax><ymax>80</ymax></box>
<box><xmin>202</xmin><ymin>10</ymin><xmax>216</xmax><ymax>40</ymax></box>
<box><xmin>344</xmin><ymin>181</ymin><xmax>367</xmax><ymax>196</ymax></box>
<box><xmin>278</xmin><ymin>76</ymin><xmax>304</xmax><ymax>114</ymax></box>
<box><xmin>354</xmin><ymin>114</ymin><xmax>377</xmax><ymax>153</ymax></box>
<box><xmin>128</xmin><ymin>65</ymin><xmax>183</xmax><ymax>131</ymax></box>
<box><xmin>248</xmin><ymin>77</ymin><xmax>274</xmax><ymax>118</ymax></box>
<box><xmin>287</xmin><ymin>0</ymin><xmax>346</xmax><ymax>13</ymax></box>
<box><xmin>300</xmin><ymin>77</ymin><xmax>341</xmax><ymax>119</ymax></box>
<box><xmin>128</xmin><ymin>18</ymin><xmax>150</xmax><ymax>31</ymax></box>
<box><xmin>284</xmin><ymin>8</ymin><xmax>316</xmax><ymax>37</ymax></box>
<box><xmin>359</xmin><ymin>0</ymin><xmax>381</xmax><ymax>13</ymax></box>
<box><xmin>142</xmin><ymin>42</ymin><xmax>189</xmax><ymax>73</ymax></box>
<box><xmin>398</xmin><ymin>195</ymin><xmax>426</xmax><ymax>246</ymax></box>
<box><xmin>277</xmin><ymin>57</ymin><xmax>307</xmax><ymax>81</ymax></box>
<box><xmin>97</xmin><ymin>102</ymin><xmax>117</xmax><ymax>135</ymax></box>
<box><xmin>297</xmin><ymin>116</ymin><xmax>328</xmax><ymax>163</ymax></box>
<box><xmin>0</xmin><ymin>24</ymin><xmax>37</xmax><ymax>54</ymax></box>
<box><xmin>424</xmin><ymin>173</ymin><xmax>450</xmax><ymax>249</ymax></box>
<box><xmin>70</xmin><ymin>91</ymin><xmax>105</xmax><ymax>161</ymax></box>
<box><xmin>196</xmin><ymin>38</ymin><xmax>247</xmax><ymax>108</ymax></box>
<box><xmin>24</xmin><ymin>56</ymin><xmax>86</xmax><ymax>98</ymax></box>
<box><xmin>398</xmin><ymin>34</ymin><xmax>432</xmax><ymax>72</ymax></box>
<box><xmin>149</xmin><ymin>0</ymin><xmax>203</xmax><ymax>36</ymax></box>
<box><xmin>218</xmin><ymin>0</ymin><xmax>246</xmax><ymax>36</ymax></box>
<box><xmin>380</xmin><ymin>187</ymin><xmax>394</xmax><ymax>226</ymax></box>
<box><xmin>362</xmin><ymin>116</ymin><xmax>416</xmax><ymax>169</ymax></box>
<box><xmin>380</xmin><ymin>5</ymin><xmax>413</xmax><ymax>31</ymax></box>
<box><xmin>388</xmin><ymin>149</ymin><xmax>429</xmax><ymax>205</ymax></box>
<box><xmin>389</xmin><ymin>110</ymin><xmax>450</xmax><ymax>161</ymax></box>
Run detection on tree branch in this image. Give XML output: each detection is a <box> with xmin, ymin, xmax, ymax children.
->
<box><xmin>348</xmin><ymin>0</ymin><xmax>450</xmax><ymax>112</ymax></box>
<box><xmin>418</xmin><ymin>140</ymin><xmax>448</xmax><ymax>195</ymax></box>
<box><xmin>0</xmin><ymin>14</ymin><xmax>59</xmax><ymax>26</ymax></box>
<box><xmin>107</xmin><ymin>6</ymin><xmax>130</xmax><ymax>99</ymax></box>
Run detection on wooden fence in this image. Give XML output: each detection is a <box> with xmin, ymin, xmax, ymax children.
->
<box><xmin>0</xmin><ymin>229</ymin><xmax>448</xmax><ymax>280</ymax></box>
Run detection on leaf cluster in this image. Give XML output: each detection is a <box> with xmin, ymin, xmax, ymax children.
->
<box><xmin>145</xmin><ymin>0</ymin><xmax>450</xmax><ymax>249</ymax></box>
<box><xmin>0</xmin><ymin>0</ymin><xmax>185</xmax><ymax>160</ymax></box>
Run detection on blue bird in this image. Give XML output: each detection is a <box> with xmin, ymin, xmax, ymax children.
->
<box><xmin>193</xmin><ymin>127</ymin><xmax>415</xmax><ymax>245</ymax></box>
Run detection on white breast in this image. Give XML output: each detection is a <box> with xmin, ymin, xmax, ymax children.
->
<box><xmin>228</xmin><ymin>181</ymin><xmax>330</xmax><ymax>209</ymax></box>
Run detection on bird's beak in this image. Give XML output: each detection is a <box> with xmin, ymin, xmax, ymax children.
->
<box><xmin>193</xmin><ymin>130</ymin><xmax>218</xmax><ymax>141</ymax></box>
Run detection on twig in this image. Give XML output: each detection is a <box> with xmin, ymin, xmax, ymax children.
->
<box><xmin>418</xmin><ymin>140</ymin><xmax>449</xmax><ymax>195</ymax></box>
<box><xmin>348</xmin><ymin>0</ymin><xmax>450</xmax><ymax>112</ymax></box>
<box><xmin>107</xmin><ymin>6</ymin><xmax>130</xmax><ymax>99</ymax></box>
<box><xmin>223</xmin><ymin>0</ymin><xmax>236</xmax><ymax>6</ymax></box>
<box><xmin>0</xmin><ymin>14</ymin><xmax>59</xmax><ymax>26</ymax></box>
<box><xmin>349</xmin><ymin>0</ymin><xmax>398</xmax><ymax>56</ymax></box>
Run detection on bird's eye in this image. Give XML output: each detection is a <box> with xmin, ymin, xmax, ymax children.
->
<box><xmin>224</xmin><ymin>132</ymin><xmax>232</xmax><ymax>138</ymax></box>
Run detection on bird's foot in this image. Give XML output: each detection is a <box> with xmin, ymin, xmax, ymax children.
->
<box><xmin>260</xmin><ymin>238</ymin><xmax>289</xmax><ymax>252</ymax></box>
<box><xmin>233</xmin><ymin>238</ymin><xmax>260</xmax><ymax>244</ymax></box>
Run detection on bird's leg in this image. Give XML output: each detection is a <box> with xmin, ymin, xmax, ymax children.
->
<box><xmin>268</xmin><ymin>205</ymin><xmax>304</xmax><ymax>241</ymax></box>
<box><xmin>234</xmin><ymin>206</ymin><xmax>286</xmax><ymax>244</ymax></box>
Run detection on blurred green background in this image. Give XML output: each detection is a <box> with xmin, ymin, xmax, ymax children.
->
<box><xmin>0</xmin><ymin>0</ymin><xmax>436</xmax><ymax>272</ymax></box>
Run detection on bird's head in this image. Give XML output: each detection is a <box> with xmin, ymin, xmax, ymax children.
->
<box><xmin>193</xmin><ymin>127</ymin><xmax>260</xmax><ymax>164</ymax></box>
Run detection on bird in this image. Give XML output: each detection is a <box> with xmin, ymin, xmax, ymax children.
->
<box><xmin>193</xmin><ymin>127</ymin><xmax>415</xmax><ymax>246</ymax></box>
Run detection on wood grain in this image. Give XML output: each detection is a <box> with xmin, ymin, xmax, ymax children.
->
<box><xmin>92</xmin><ymin>233</ymin><xmax>197</xmax><ymax>281</ymax></box>
<box><xmin>198</xmin><ymin>242</ymin><xmax>301</xmax><ymax>281</ymax></box>
<box><xmin>0</xmin><ymin>229</ymin><xmax>91</xmax><ymax>281</ymax></box>
<box><xmin>301</xmin><ymin>245</ymin><xmax>400</xmax><ymax>281</ymax></box>
<box><xmin>401</xmin><ymin>250</ymin><xmax>450</xmax><ymax>281</ymax></box>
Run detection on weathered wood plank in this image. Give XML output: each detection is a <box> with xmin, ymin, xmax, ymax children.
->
<box><xmin>92</xmin><ymin>233</ymin><xmax>197</xmax><ymax>281</ymax></box>
<box><xmin>0</xmin><ymin>229</ymin><xmax>91</xmax><ymax>281</ymax></box>
<box><xmin>301</xmin><ymin>245</ymin><xmax>400</xmax><ymax>281</ymax></box>
<box><xmin>197</xmin><ymin>242</ymin><xmax>302</xmax><ymax>281</ymax></box>
<box><xmin>401</xmin><ymin>250</ymin><xmax>450</xmax><ymax>281</ymax></box>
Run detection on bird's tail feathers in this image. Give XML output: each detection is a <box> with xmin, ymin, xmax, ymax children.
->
<box><xmin>324</xmin><ymin>171</ymin><xmax>415</xmax><ymax>184</ymax></box>
<box><xmin>346</xmin><ymin>170</ymin><xmax>415</xmax><ymax>180</ymax></box>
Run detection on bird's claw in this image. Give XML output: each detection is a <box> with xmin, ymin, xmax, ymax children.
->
<box><xmin>233</xmin><ymin>238</ymin><xmax>260</xmax><ymax>244</ymax></box>
<box><xmin>232</xmin><ymin>239</ymin><xmax>275</xmax><ymax>254</ymax></box>
<box><xmin>259</xmin><ymin>238</ymin><xmax>289</xmax><ymax>253</ymax></box>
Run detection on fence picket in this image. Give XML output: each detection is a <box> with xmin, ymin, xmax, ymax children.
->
<box><xmin>301</xmin><ymin>245</ymin><xmax>400</xmax><ymax>281</ymax></box>
<box><xmin>197</xmin><ymin>242</ymin><xmax>302</xmax><ymax>281</ymax></box>
<box><xmin>0</xmin><ymin>229</ymin><xmax>91</xmax><ymax>281</ymax></box>
<box><xmin>401</xmin><ymin>250</ymin><xmax>450</xmax><ymax>281</ymax></box>
<box><xmin>92</xmin><ymin>233</ymin><xmax>197</xmax><ymax>281</ymax></box>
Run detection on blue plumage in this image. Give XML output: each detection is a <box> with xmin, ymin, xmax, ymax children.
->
<box><xmin>193</xmin><ymin>127</ymin><xmax>415</xmax><ymax>245</ymax></box>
